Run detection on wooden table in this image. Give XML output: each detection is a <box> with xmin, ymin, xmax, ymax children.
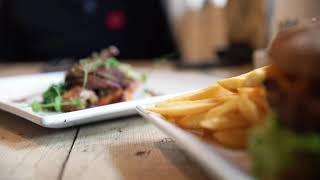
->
<box><xmin>0</xmin><ymin>62</ymin><xmax>252</xmax><ymax>180</ymax></box>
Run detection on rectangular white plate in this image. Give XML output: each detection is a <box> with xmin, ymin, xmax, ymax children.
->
<box><xmin>136</xmin><ymin>105</ymin><xmax>252</xmax><ymax>180</ymax></box>
<box><xmin>0</xmin><ymin>72</ymin><xmax>184</xmax><ymax>128</ymax></box>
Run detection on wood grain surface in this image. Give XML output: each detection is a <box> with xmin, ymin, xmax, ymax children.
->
<box><xmin>0</xmin><ymin>111</ymin><xmax>77</xmax><ymax>180</ymax></box>
<box><xmin>0</xmin><ymin>62</ymin><xmax>252</xmax><ymax>180</ymax></box>
<box><xmin>62</xmin><ymin>117</ymin><xmax>210</xmax><ymax>180</ymax></box>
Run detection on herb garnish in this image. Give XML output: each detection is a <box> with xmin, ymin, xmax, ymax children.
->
<box><xmin>31</xmin><ymin>99</ymin><xmax>82</xmax><ymax>112</ymax></box>
<box><xmin>31</xmin><ymin>84</ymin><xmax>83</xmax><ymax>112</ymax></box>
<box><xmin>80</xmin><ymin>57</ymin><xmax>147</xmax><ymax>88</ymax></box>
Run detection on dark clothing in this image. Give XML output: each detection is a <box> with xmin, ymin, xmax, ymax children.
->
<box><xmin>0</xmin><ymin>0</ymin><xmax>177</xmax><ymax>60</ymax></box>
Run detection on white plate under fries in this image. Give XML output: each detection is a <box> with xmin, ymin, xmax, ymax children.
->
<box><xmin>136</xmin><ymin>105</ymin><xmax>251</xmax><ymax>180</ymax></box>
<box><xmin>0</xmin><ymin>72</ymin><xmax>187</xmax><ymax>128</ymax></box>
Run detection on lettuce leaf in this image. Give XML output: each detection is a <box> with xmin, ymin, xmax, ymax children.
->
<box><xmin>249</xmin><ymin>114</ymin><xmax>320</xmax><ymax>179</ymax></box>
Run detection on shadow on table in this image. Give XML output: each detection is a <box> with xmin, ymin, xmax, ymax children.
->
<box><xmin>107</xmin><ymin>131</ymin><xmax>211</xmax><ymax>180</ymax></box>
<box><xmin>154</xmin><ymin>140</ymin><xmax>212</xmax><ymax>180</ymax></box>
<box><xmin>108</xmin><ymin>142</ymin><xmax>211</xmax><ymax>180</ymax></box>
<box><xmin>0</xmin><ymin>110</ymin><xmax>76</xmax><ymax>149</ymax></box>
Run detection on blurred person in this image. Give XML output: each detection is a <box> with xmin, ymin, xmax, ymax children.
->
<box><xmin>0</xmin><ymin>0</ymin><xmax>177</xmax><ymax>61</ymax></box>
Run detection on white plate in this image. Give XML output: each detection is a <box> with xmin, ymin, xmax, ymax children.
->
<box><xmin>136</xmin><ymin>105</ymin><xmax>252</xmax><ymax>180</ymax></box>
<box><xmin>0</xmin><ymin>72</ymin><xmax>185</xmax><ymax>128</ymax></box>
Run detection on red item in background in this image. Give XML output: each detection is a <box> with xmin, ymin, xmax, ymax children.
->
<box><xmin>105</xmin><ymin>10</ymin><xmax>127</xmax><ymax>31</ymax></box>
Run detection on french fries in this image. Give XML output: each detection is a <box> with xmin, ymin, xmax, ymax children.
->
<box><xmin>156</xmin><ymin>84</ymin><xmax>234</xmax><ymax>106</ymax></box>
<box><xmin>148</xmin><ymin>66</ymin><xmax>271</xmax><ymax>149</ymax></box>
<box><xmin>148</xmin><ymin>101</ymin><xmax>218</xmax><ymax>116</ymax></box>
<box><xmin>213</xmin><ymin>129</ymin><xmax>248</xmax><ymax>148</ymax></box>
<box><xmin>218</xmin><ymin>66</ymin><xmax>269</xmax><ymax>91</ymax></box>
<box><xmin>177</xmin><ymin>113</ymin><xmax>207</xmax><ymax>129</ymax></box>
<box><xmin>237</xmin><ymin>93</ymin><xmax>260</xmax><ymax>123</ymax></box>
<box><xmin>201</xmin><ymin>112</ymin><xmax>250</xmax><ymax>131</ymax></box>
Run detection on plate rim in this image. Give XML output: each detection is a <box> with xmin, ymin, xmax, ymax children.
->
<box><xmin>136</xmin><ymin>105</ymin><xmax>251</xmax><ymax>180</ymax></box>
<box><xmin>0</xmin><ymin>89</ymin><xmax>186</xmax><ymax>128</ymax></box>
<box><xmin>0</xmin><ymin>71</ymin><xmax>217</xmax><ymax>128</ymax></box>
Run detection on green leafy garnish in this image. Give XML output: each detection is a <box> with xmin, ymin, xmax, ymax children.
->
<box><xmin>249</xmin><ymin>114</ymin><xmax>320</xmax><ymax>179</ymax></box>
<box><xmin>43</xmin><ymin>84</ymin><xmax>65</xmax><ymax>104</ymax></box>
<box><xmin>54</xmin><ymin>96</ymin><xmax>62</xmax><ymax>112</ymax></box>
<box><xmin>31</xmin><ymin>101</ymin><xmax>42</xmax><ymax>112</ymax></box>
<box><xmin>105</xmin><ymin>57</ymin><xmax>120</xmax><ymax>68</ymax></box>
<box><xmin>31</xmin><ymin>84</ymin><xmax>83</xmax><ymax>112</ymax></box>
<box><xmin>31</xmin><ymin>98</ymin><xmax>83</xmax><ymax>112</ymax></box>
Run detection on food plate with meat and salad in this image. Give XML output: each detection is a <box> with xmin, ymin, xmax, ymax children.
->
<box><xmin>0</xmin><ymin>46</ymin><xmax>187</xmax><ymax>128</ymax></box>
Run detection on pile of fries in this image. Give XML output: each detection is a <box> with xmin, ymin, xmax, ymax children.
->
<box><xmin>149</xmin><ymin>66</ymin><xmax>271</xmax><ymax>148</ymax></box>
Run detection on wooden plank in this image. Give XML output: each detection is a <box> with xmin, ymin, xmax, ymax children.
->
<box><xmin>62</xmin><ymin>70</ymin><xmax>215</xmax><ymax>180</ymax></box>
<box><xmin>0</xmin><ymin>111</ymin><xmax>77</xmax><ymax>180</ymax></box>
<box><xmin>0</xmin><ymin>63</ymin><xmax>247</xmax><ymax>180</ymax></box>
<box><xmin>62</xmin><ymin>117</ymin><xmax>210</xmax><ymax>180</ymax></box>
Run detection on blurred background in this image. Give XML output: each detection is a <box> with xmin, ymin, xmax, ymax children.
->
<box><xmin>1</xmin><ymin>0</ymin><xmax>320</xmax><ymax>67</ymax></box>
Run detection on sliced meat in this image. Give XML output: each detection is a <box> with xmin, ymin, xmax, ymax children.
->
<box><xmin>63</xmin><ymin>46</ymin><xmax>139</xmax><ymax>109</ymax></box>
